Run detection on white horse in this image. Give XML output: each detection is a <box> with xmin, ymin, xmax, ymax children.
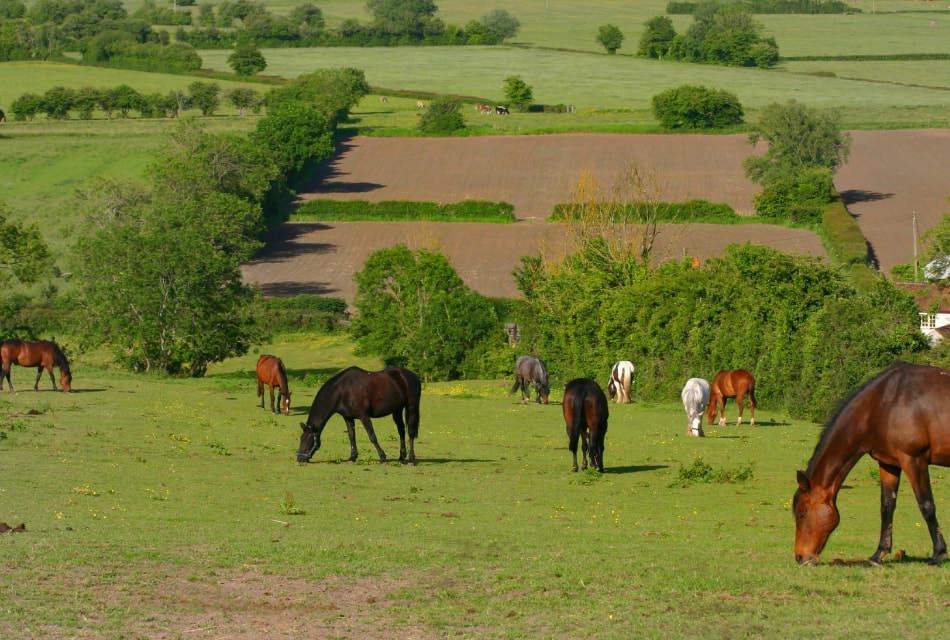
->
<box><xmin>681</xmin><ymin>378</ymin><xmax>710</xmax><ymax>438</ymax></box>
<box><xmin>607</xmin><ymin>360</ymin><xmax>635</xmax><ymax>404</ymax></box>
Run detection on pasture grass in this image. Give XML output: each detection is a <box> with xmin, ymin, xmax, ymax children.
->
<box><xmin>199</xmin><ymin>45</ymin><xmax>950</xmax><ymax>127</ymax></box>
<box><xmin>1</xmin><ymin>333</ymin><xmax>949</xmax><ymax>638</ymax></box>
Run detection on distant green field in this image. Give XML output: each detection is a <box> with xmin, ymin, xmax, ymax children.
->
<box><xmin>200</xmin><ymin>46</ymin><xmax>950</xmax><ymax>127</ymax></box>
<box><xmin>781</xmin><ymin>59</ymin><xmax>950</xmax><ymax>89</ymax></box>
<box><xmin>1</xmin><ymin>332</ymin><xmax>948</xmax><ymax>638</ymax></box>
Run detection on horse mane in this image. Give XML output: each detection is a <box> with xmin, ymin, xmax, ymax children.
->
<box><xmin>315</xmin><ymin>366</ymin><xmax>360</xmax><ymax>401</ymax></box>
<box><xmin>806</xmin><ymin>362</ymin><xmax>906</xmax><ymax>474</ymax></box>
<box><xmin>48</xmin><ymin>341</ymin><xmax>70</xmax><ymax>374</ymax></box>
<box><xmin>276</xmin><ymin>358</ymin><xmax>289</xmax><ymax>392</ymax></box>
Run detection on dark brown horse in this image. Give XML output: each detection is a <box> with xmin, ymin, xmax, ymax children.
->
<box><xmin>297</xmin><ymin>366</ymin><xmax>421</xmax><ymax>465</ymax></box>
<box><xmin>256</xmin><ymin>354</ymin><xmax>291</xmax><ymax>415</ymax></box>
<box><xmin>562</xmin><ymin>378</ymin><xmax>608</xmax><ymax>473</ymax></box>
<box><xmin>707</xmin><ymin>369</ymin><xmax>756</xmax><ymax>426</ymax></box>
<box><xmin>794</xmin><ymin>362</ymin><xmax>950</xmax><ymax>566</ymax></box>
<box><xmin>1</xmin><ymin>340</ymin><xmax>72</xmax><ymax>392</ymax></box>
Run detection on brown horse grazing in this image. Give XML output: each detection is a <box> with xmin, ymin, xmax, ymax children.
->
<box><xmin>794</xmin><ymin>362</ymin><xmax>950</xmax><ymax>566</ymax></box>
<box><xmin>1</xmin><ymin>340</ymin><xmax>72</xmax><ymax>392</ymax></box>
<box><xmin>562</xmin><ymin>378</ymin><xmax>608</xmax><ymax>473</ymax></box>
<box><xmin>297</xmin><ymin>366</ymin><xmax>421</xmax><ymax>465</ymax></box>
<box><xmin>707</xmin><ymin>369</ymin><xmax>756</xmax><ymax>426</ymax></box>
<box><xmin>256</xmin><ymin>354</ymin><xmax>291</xmax><ymax>415</ymax></box>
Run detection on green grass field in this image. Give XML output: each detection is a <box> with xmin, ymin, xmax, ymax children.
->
<box><xmin>1</xmin><ymin>333</ymin><xmax>948</xmax><ymax>638</ymax></box>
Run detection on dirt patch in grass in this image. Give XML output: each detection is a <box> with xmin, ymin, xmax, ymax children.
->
<box><xmin>16</xmin><ymin>567</ymin><xmax>439</xmax><ymax>640</ymax></box>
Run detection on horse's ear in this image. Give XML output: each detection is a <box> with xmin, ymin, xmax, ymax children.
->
<box><xmin>796</xmin><ymin>470</ymin><xmax>810</xmax><ymax>492</ymax></box>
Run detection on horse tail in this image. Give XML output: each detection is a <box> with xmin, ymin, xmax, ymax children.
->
<box><xmin>748</xmin><ymin>380</ymin><xmax>757</xmax><ymax>409</ymax></box>
<box><xmin>404</xmin><ymin>369</ymin><xmax>422</xmax><ymax>439</ymax></box>
<box><xmin>568</xmin><ymin>388</ymin><xmax>585</xmax><ymax>447</ymax></box>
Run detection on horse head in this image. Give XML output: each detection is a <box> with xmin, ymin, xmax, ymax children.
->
<box><xmin>60</xmin><ymin>371</ymin><xmax>72</xmax><ymax>392</ymax></box>
<box><xmin>793</xmin><ymin>470</ymin><xmax>839</xmax><ymax>565</ymax></box>
<box><xmin>297</xmin><ymin>422</ymin><xmax>322</xmax><ymax>462</ymax></box>
<box><xmin>607</xmin><ymin>378</ymin><xmax>617</xmax><ymax>400</ymax></box>
<box><xmin>281</xmin><ymin>391</ymin><xmax>292</xmax><ymax>416</ymax></box>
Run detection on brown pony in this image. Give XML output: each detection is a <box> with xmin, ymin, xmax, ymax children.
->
<box><xmin>707</xmin><ymin>369</ymin><xmax>756</xmax><ymax>426</ymax></box>
<box><xmin>562</xmin><ymin>378</ymin><xmax>609</xmax><ymax>473</ymax></box>
<box><xmin>256</xmin><ymin>354</ymin><xmax>291</xmax><ymax>415</ymax></box>
<box><xmin>0</xmin><ymin>339</ymin><xmax>72</xmax><ymax>392</ymax></box>
<box><xmin>794</xmin><ymin>362</ymin><xmax>950</xmax><ymax>566</ymax></box>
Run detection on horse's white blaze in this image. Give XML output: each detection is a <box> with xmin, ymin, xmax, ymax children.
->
<box><xmin>609</xmin><ymin>360</ymin><xmax>635</xmax><ymax>404</ymax></box>
<box><xmin>681</xmin><ymin>378</ymin><xmax>710</xmax><ymax>437</ymax></box>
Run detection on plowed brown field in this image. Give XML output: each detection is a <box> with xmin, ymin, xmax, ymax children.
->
<box><xmin>245</xmin><ymin>131</ymin><xmax>950</xmax><ymax>300</ymax></box>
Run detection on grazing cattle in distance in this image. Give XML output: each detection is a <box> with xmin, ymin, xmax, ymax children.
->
<box><xmin>607</xmin><ymin>360</ymin><xmax>634</xmax><ymax>404</ymax></box>
<box><xmin>379</xmin><ymin>96</ymin><xmax>388</xmax><ymax>103</ymax></box>
<box><xmin>794</xmin><ymin>362</ymin><xmax>950</xmax><ymax>566</ymax></box>
<box><xmin>416</xmin><ymin>100</ymin><xmax>427</xmax><ymax>109</ymax></box>
<box><xmin>256</xmin><ymin>354</ymin><xmax>292</xmax><ymax>415</ymax></box>
<box><xmin>495</xmin><ymin>105</ymin><xmax>510</xmax><ymax>115</ymax></box>
<box><xmin>1</xmin><ymin>339</ymin><xmax>72</xmax><ymax>392</ymax></box>
<box><xmin>297</xmin><ymin>366</ymin><xmax>421</xmax><ymax>465</ymax></box>
<box><xmin>707</xmin><ymin>369</ymin><xmax>757</xmax><ymax>426</ymax></box>
<box><xmin>681</xmin><ymin>378</ymin><xmax>710</xmax><ymax>437</ymax></box>
<box><xmin>562</xmin><ymin>378</ymin><xmax>609</xmax><ymax>473</ymax></box>
<box><xmin>479</xmin><ymin>104</ymin><xmax>494</xmax><ymax>115</ymax></box>
<box><xmin>511</xmin><ymin>355</ymin><xmax>549</xmax><ymax>404</ymax></box>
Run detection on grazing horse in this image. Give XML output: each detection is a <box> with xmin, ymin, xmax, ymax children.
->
<box><xmin>511</xmin><ymin>355</ymin><xmax>549</xmax><ymax>404</ymax></box>
<box><xmin>794</xmin><ymin>362</ymin><xmax>950</xmax><ymax>566</ymax></box>
<box><xmin>297</xmin><ymin>366</ymin><xmax>421</xmax><ymax>465</ymax></box>
<box><xmin>495</xmin><ymin>105</ymin><xmax>510</xmax><ymax>115</ymax></box>
<box><xmin>707</xmin><ymin>369</ymin><xmax>756</xmax><ymax>426</ymax></box>
<box><xmin>256</xmin><ymin>354</ymin><xmax>291</xmax><ymax>415</ymax></box>
<box><xmin>681</xmin><ymin>378</ymin><xmax>710</xmax><ymax>438</ymax></box>
<box><xmin>379</xmin><ymin>96</ymin><xmax>388</xmax><ymax>103</ymax></box>
<box><xmin>0</xmin><ymin>339</ymin><xmax>72</xmax><ymax>392</ymax></box>
<box><xmin>607</xmin><ymin>360</ymin><xmax>634</xmax><ymax>404</ymax></box>
<box><xmin>562</xmin><ymin>378</ymin><xmax>608</xmax><ymax>472</ymax></box>
<box><xmin>416</xmin><ymin>100</ymin><xmax>427</xmax><ymax>109</ymax></box>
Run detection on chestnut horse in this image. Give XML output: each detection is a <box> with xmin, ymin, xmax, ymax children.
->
<box><xmin>562</xmin><ymin>378</ymin><xmax>608</xmax><ymax>473</ymax></box>
<box><xmin>794</xmin><ymin>362</ymin><xmax>950</xmax><ymax>566</ymax></box>
<box><xmin>707</xmin><ymin>369</ymin><xmax>756</xmax><ymax>426</ymax></box>
<box><xmin>0</xmin><ymin>339</ymin><xmax>72</xmax><ymax>392</ymax></box>
<box><xmin>297</xmin><ymin>366</ymin><xmax>421</xmax><ymax>465</ymax></box>
<box><xmin>256</xmin><ymin>354</ymin><xmax>291</xmax><ymax>415</ymax></box>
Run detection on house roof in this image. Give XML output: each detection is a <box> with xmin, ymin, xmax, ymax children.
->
<box><xmin>896</xmin><ymin>283</ymin><xmax>950</xmax><ymax>314</ymax></box>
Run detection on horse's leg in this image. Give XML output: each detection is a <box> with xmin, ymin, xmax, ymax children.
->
<box><xmin>736</xmin><ymin>392</ymin><xmax>745</xmax><ymax>427</ymax></box>
<box><xmin>344</xmin><ymin>418</ymin><xmax>358</xmax><ymax>462</ymax></box>
<box><xmin>718</xmin><ymin>397</ymin><xmax>727</xmax><ymax>427</ymax></box>
<box><xmin>257</xmin><ymin>379</ymin><xmax>264</xmax><ymax>408</ymax></box>
<box><xmin>269</xmin><ymin>384</ymin><xmax>277</xmax><ymax>414</ymax></box>
<box><xmin>580</xmin><ymin>429</ymin><xmax>590</xmax><ymax>471</ymax></box>
<box><xmin>567</xmin><ymin>425</ymin><xmax>580</xmax><ymax>472</ymax></box>
<box><xmin>749</xmin><ymin>387</ymin><xmax>756</xmax><ymax>426</ymax></box>
<box><xmin>870</xmin><ymin>463</ymin><xmax>902</xmax><ymax>564</ymax></box>
<box><xmin>392</xmin><ymin>411</ymin><xmax>407</xmax><ymax>463</ymax></box>
<box><xmin>47</xmin><ymin>364</ymin><xmax>57</xmax><ymax>391</ymax></box>
<box><xmin>359</xmin><ymin>416</ymin><xmax>388</xmax><ymax>464</ymax></box>
<box><xmin>903</xmin><ymin>459</ymin><xmax>948</xmax><ymax>564</ymax></box>
<box><xmin>34</xmin><ymin>367</ymin><xmax>43</xmax><ymax>391</ymax></box>
<box><xmin>0</xmin><ymin>363</ymin><xmax>7</xmax><ymax>391</ymax></box>
<box><xmin>521</xmin><ymin>378</ymin><xmax>529</xmax><ymax>403</ymax></box>
<box><xmin>405</xmin><ymin>404</ymin><xmax>419</xmax><ymax>466</ymax></box>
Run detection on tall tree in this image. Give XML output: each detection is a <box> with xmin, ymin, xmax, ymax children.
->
<box><xmin>227</xmin><ymin>41</ymin><xmax>266</xmax><ymax>76</ymax></box>
<box><xmin>596</xmin><ymin>23</ymin><xmax>624</xmax><ymax>54</ymax></box>
<box><xmin>0</xmin><ymin>202</ymin><xmax>51</xmax><ymax>288</ymax></box>
<box><xmin>366</xmin><ymin>0</ymin><xmax>438</xmax><ymax>36</ymax></box>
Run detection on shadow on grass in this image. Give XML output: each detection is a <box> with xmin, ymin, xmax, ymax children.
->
<box><xmin>827</xmin><ymin>553</ymin><xmax>938</xmax><ymax>567</ymax></box>
<box><xmin>604</xmin><ymin>464</ymin><xmax>668</xmax><ymax>475</ymax></box>
<box><xmin>66</xmin><ymin>388</ymin><xmax>108</xmax><ymax>394</ymax></box>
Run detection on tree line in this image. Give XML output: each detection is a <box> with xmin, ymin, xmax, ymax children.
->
<box><xmin>7</xmin><ymin>82</ymin><xmax>263</xmax><ymax>120</ymax></box>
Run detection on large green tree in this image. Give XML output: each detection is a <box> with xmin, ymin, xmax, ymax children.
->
<box><xmin>596</xmin><ymin>23</ymin><xmax>624</xmax><ymax>54</ymax></box>
<box><xmin>227</xmin><ymin>41</ymin><xmax>266</xmax><ymax>76</ymax></box>
<box><xmin>503</xmin><ymin>76</ymin><xmax>533</xmax><ymax>111</ymax></box>
<box><xmin>366</xmin><ymin>0</ymin><xmax>438</xmax><ymax>36</ymax></box>
<box><xmin>638</xmin><ymin>15</ymin><xmax>675</xmax><ymax>58</ymax></box>
<box><xmin>0</xmin><ymin>202</ymin><xmax>51</xmax><ymax>288</ymax></box>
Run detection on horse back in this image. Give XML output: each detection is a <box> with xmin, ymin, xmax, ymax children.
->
<box><xmin>563</xmin><ymin>378</ymin><xmax>608</xmax><ymax>434</ymax></box>
<box><xmin>713</xmin><ymin>369</ymin><xmax>754</xmax><ymax>397</ymax></box>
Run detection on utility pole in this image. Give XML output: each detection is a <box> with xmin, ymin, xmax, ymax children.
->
<box><xmin>913</xmin><ymin>210</ymin><xmax>919</xmax><ymax>281</ymax></box>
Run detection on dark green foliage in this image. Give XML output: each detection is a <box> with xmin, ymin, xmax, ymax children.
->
<box><xmin>134</xmin><ymin>1</ymin><xmax>192</xmax><ymax>25</ymax></box>
<box><xmin>662</xmin><ymin>4</ymin><xmax>779</xmax><ymax>67</ymax></box>
<box><xmin>418</xmin><ymin>97</ymin><xmax>464</xmax><ymax>134</ymax></box>
<box><xmin>0</xmin><ymin>19</ymin><xmax>44</xmax><ymax>61</ymax></box>
<box><xmin>753</xmin><ymin>167</ymin><xmax>833</xmax><ymax>224</ymax></box>
<box><xmin>819</xmin><ymin>196</ymin><xmax>871</xmax><ymax>272</ymax></box>
<box><xmin>0</xmin><ymin>0</ymin><xmax>25</xmax><ymax>19</ymax></box>
<box><xmin>744</xmin><ymin>100</ymin><xmax>851</xmax><ymax>184</ymax></box>
<box><xmin>551</xmin><ymin>200</ymin><xmax>740</xmax><ymax>223</ymax></box>
<box><xmin>638</xmin><ymin>15</ymin><xmax>676</xmax><ymax>57</ymax></box>
<box><xmin>73</xmin><ymin>87</ymin><xmax>101</xmax><ymax>119</ymax></box>
<box><xmin>109</xmin><ymin>84</ymin><xmax>144</xmax><ymax>117</ymax></box>
<box><xmin>479</xmin><ymin>9</ymin><xmax>519</xmax><ymax>43</ymax></box>
<box><xmin>265</xmin><ymin>67</ymin><xmax>369</xmax><ymax>125</ymax></box>
<box><xmin>188</xmin><ymin>81</ymin><xmax>221</xmax><ymax>116</ymax></box>
<box><xmin>227</xmin><ymin>41</ymin><xmax>267</xmax><ymax>76</ymax></box>
<box><xmin>515</xmin><ymin>241</ymin><xmax>927</xmax><ymax>420</ymax></box>
<box><xmin>367</xmin><ymin>0</ymin><xmax>439</xmax><ymax>36</ymax></box>
<box><xmin>652</xmin><ymin>85</ymin><xmax>743</xmax><ymax>129</ymax></box>
<box><xmin>291</xmin><ymin>2</ymin><xmax>324</xmax><ymax>29</ymax></box>
<box><xmin>40</xmin><ymin>86</ymin><xmax>75</xmax><ymax>120</ymax></box>
<box><xmin>667</xmin><ymin>1</ymin><xmax>857</xmax><ymax>14</ymax></box>
<box><xmin>252</xmin><ymin>101</ymin><xmax>335</xmax><ymax>173</ymax></box>
<box><xmin>293</xmin><ymin>200</ymin><xmax>516</xmax><ymax>223</ymax></box>
<box><xmin>73</xmin><ymin>122</ymin><xmax>270</xmax><ymax>376</ymax></box>
<box><xmin>352</xmin><ymin>245</ymin><xmax>499</xmax><ymax>381</ymax></box>
<box><xmin>253</xmin><ymin>295</ymin><xmax>347</xmax><ymax>333</ymax></box>
<box><xmin>226</xmin><ymin>87</ymin><xmax>262</xmax><ymax>115</ymax></box>
<box><xmin>0</xmin><ymin>201</ymin><xmax>51</xmax><ymax>288</ymax></box>
<box><xmin>596</xmin><ymin>23</ymin><xmax>624</xmax><ymax>54</ymax></box>
<box><xmin>10</xmin><ymin>92</ymin><xmax>42</xmax><ymax>120</ymax></box>
<box><xmin>503</xmin><ymin>76</ymin><xmax>533</xmax><ymax>111</ymax></box>
<box><xmin>83</xmin><ymin>31</ymin><xmax>203</xmax><ymax>72</ymax></box>
<box><xmin>671</xmin><ymin>457</ymin><xmax>753</xmax><ymax>487</ymax></box>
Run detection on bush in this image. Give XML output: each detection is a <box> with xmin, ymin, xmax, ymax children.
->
<box><xmin>753</xmin><ymin>167</ymin><xmax>834</xmax><ymax>224</ymax></box>
<box><xmin>651</xmin><ymin>85</ymin><xmax>744</xmax><ymax>129</ymax></box>
<box><xmin>265</xmin><ymin>67</ymin><xmax>369</xmax><ymax>125</ymax></box>
<box><xmin>228</xmin><ymin>41</ymin><xmax>267</xmax><ymax>76</ymax></box>
<box><xmin>596</xmin><ymin>23</ymin><xmax>624</xmax><ymax>54</ymax></box>
<box><xmin>418</xmin><ymin>97</ymin><xmax>464</xmax><ymax>134</ymax></box>
<box><xmin>551</xmin><ymin>199</ymin><xmax>740</xmax><ymax>223</ymax></box>
<box><xmin>253</xmin><ymin>295</ymin><xmax>347</xmax><ymax>333</ymax></box>
<box><xmin>503</xmin><ymin>76</ymin><xmax>533</xmax><ymax>111</ymax></box>
<box><xmin>638</xmin><ymin>15</ymin><xmax>676</xmax><ymax>58</ymax></box>
<box><xmin>10</xmin><ymin>92</ymin><xmax>42</xmax><ymax>120</ymax></box>
<box><xmin>292</xmin><ymin>200</ymin><xmax>516</xmax><ymax>223</ymax></box>
<box><xmin>188</xmin><ymin>81</ymin><xmax>220</xmax><ymax>116</ymax></box>
<box><xmin>40</xmin><ymin>86</ymin><xmax>75</xmax><ymax>119</ymax></box>
<box><xmin>252</xmin><ymin>100</ymin><xmax>335</xmax><ymax>172</ymax></box>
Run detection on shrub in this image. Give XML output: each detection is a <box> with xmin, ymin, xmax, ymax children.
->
<box><xmin>252</xmin><ymin>100</ymin><xmax>335</xmax><ymax>172</ymax></box>
<box><xmin>503</xmin><ymin>76</ymin><xmax>533</xmax><ymax>111</ymax></box>
<box><xmin>479</xmin><ymin>9</ymin><xmax>519</xmax><ymax>43</ymax></box>
<box><xmin>253</xmin><ymin>295</ymin><xmax>347</xmax><ymax>333</ymax></box>
<box><xmin>10</xmin><ymin>92</ymin><xmax>42</xmax><ymax>120</ymax></box>
<box><xmin>651</xmin><ymin>84</ymin><xmax>743</xmax><ymax>129</ymax></box>
<box><xmin>638</xmin><ymin>15</ymin><xmax>676</xmax><ymax>58</ymax></box>
<box><xmin>418</xmin><ymin>97</ymin><xmax>464</xmax><ymax>134</ymax></box>
<box><xmin>266</xmin><ymin>67</ymin><xmax>369</xmax><ymax>125</ymax></box>
<box><xmin>188</xmin><ymin>81</ymin><xmax>220</xmax><ymax>116</ymax></box>
<box><xmin>753</xmin><ymin>167</ymin><xmax>833</xmax><ymax>224</ymax></box>
<box><xmin>596</xmin><ymin>23</ymin><xmax>624</xmax><ymax>54</ymax></box>
<box><xmin>73</xmin><ymin>87</ymin><xmax>101</xmax><ymax>119</ymax></box>
<box><xmin>226</xmin><ymin>87</ymin><xmax>262</xmax><ymax>116</ymax></box>
<box><xmin>292</xmin><ymin>200</ymin><xmax>516</xmax><ymax>223</ymax></box>
<box><xmin>109</xmin><ymin>84</ymin><xmax>144</xmax><ymax>117</ymax></box>
<box><xmin>227</xmin><ymin>41</ymin><xmax>267</xmax><ymax>76</ymax></box>
<box><xmin>551</xmin><ymin>199</ymin><xmax>740</xmax><ymax>223</ymax></box>
<box><xmin>40</xmin><ymin>86</ymin><xmax>75</xmax><ymax>119</ymax></box>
